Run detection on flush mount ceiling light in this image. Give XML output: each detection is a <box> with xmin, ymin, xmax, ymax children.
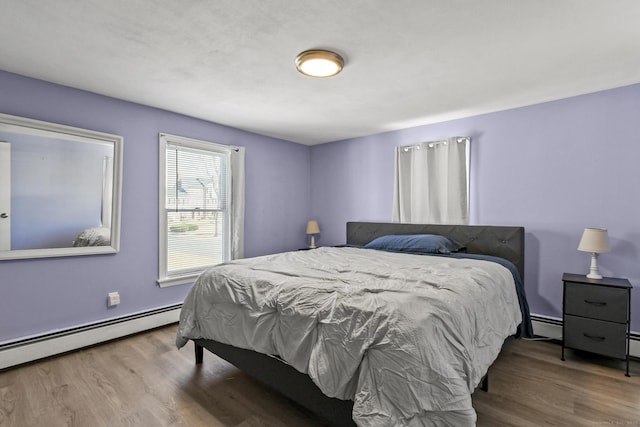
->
<box><xmin>295</xmin><ymin>49</ymin><xmax>344</xmax><ymax>78</ymax></box>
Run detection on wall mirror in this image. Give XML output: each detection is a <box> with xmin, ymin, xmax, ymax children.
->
<box><xmin>0</xmin><ymin>113</ymin><xmax>123</xmax><ymax>260</ymax></box>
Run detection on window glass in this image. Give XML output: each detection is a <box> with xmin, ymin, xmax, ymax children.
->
<box><xmin>159</xmin><ymin>134</ymin><xmax>232</xmax><ymax>286</ymax></box>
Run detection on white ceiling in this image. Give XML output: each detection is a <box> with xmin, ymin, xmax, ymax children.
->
<box><xmin>1</xmin><ymin>1</ymin><xmax>640</xmax><ymax>145</ymax></box>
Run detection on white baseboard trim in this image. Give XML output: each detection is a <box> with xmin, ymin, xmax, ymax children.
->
<box><xmin>0</xmin><ymin>305</ymin><xmax>181</xmax><ymax>370</ymax></box>
<box><xmin>531</xmin><ymin>317</ymin><xmax>640</xmax><ymax>359</ymax></box>
<box><xmin>2</xmin><ymin>310</ymin><xmax>635</xmax><ymax>371</ymax></box>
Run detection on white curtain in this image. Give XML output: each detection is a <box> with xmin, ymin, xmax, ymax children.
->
<box><xmin>101</xmin><ymin>156</ymin><xmax>113</xmax><ymax>228</ymax></box>
<box><xmin>230</xmin><ymin>146</ymin><xmax>245</xmax><ymax>259</ymax></box>
<box><xmin>392</xmin><ymin>137</ymin><xmax>470</xmax><ymax>224</ymax></box>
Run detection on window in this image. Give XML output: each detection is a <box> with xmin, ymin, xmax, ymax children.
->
<box><xmin>158</xmin><ymin>133</ymin><xmax>244</xmax><ymax>287</ymax></box>
<box><xmin>392</xmin><ymin>136</ymin><xmax>470</xmax><ymax>224</ymax></box>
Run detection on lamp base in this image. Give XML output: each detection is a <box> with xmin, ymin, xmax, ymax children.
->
<box><xmin>586</xmin><ymin>252</ymin><xmax>603</xmax><ymax>280</ymax></box>
<box><xmin>309</xmin><ymin>235</ymin><xmax>316</xmax><ymax>249</ymax></box>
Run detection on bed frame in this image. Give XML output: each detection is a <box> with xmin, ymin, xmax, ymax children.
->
<box><xmin>192</xmin><ymin>222</ymin><xmax>525</xmax><ymax>427</ymax></box>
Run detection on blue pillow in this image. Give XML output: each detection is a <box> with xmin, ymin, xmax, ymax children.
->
<box><xmin>364</xmin><ymin>234</ymin><xmax>465</xmax><ymax>254</ymax></box>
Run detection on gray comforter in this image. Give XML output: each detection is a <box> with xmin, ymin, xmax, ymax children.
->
<box><xmin>176</xmin><ymin>247</ymin><xmax>522</xmax><ymax>426</ymax></box>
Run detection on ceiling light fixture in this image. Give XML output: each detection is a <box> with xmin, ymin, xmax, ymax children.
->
<box><xmin>295</xmin><ymin>49</ymin><xmax>344</xmax><ymax>78</ymax></box>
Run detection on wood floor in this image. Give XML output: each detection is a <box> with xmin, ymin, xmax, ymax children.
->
<box><xmin>1</xmin><ymin>325</ymin><xmax>639</xmax><ymax>426</ymax></box>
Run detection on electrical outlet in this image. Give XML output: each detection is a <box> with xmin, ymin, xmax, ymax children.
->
<box><xmin>108</xmin><ymin>291</ymin><xmax>120</xmax><ymax>307</ymax></box>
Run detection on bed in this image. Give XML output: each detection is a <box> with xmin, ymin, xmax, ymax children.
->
<box><xmin>72</xmin><ymin>226</ymin><xmax>111</xmax><ymax>246</ymax></box>
<box><xmin>176</xmin><ymin>222</ymin><xmax>532</xmax><ymax>426</ymax></box>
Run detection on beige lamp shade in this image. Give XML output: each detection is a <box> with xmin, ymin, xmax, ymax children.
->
<box><xmin>306</xmin><ymin>220</ymin><xmax>320</xmax><ymax>235</ymax></box>
<box><xmin>577</xmin><ymin>228</ymin><xmax>610</xmax><ymax>254</ymax></box>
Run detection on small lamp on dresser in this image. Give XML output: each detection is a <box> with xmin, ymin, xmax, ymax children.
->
<box><xmin>306</xmin><ymin>220</ymin><xmax>320</xmax><ymax>249</ymax></box>
<box><xmin>577</xmin><ymin>227</ymin><xmax>610</xmax><ymax>279</ymax></box>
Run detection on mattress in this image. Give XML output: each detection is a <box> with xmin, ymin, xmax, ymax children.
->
<box><xmin>176</xmin><ymin>246</ymin><xmax>525</xmax><ymax>426</ymax></box>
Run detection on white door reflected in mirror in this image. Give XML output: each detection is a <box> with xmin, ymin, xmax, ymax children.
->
<box><xmin>0</xmin><ymin>141</ymin><xmax>10</xmax><ymax>251</ymax></box>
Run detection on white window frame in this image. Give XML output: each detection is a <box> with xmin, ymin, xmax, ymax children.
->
<box><xmin>158</xmin><ymin>133</ymin><xmax>233</xmax><ymax>287</ymax></box>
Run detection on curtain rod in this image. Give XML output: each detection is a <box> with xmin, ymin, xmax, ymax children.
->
<box><xmin>400</xmin><ymin>136</ymin><xmax>470</xmax><ymax>151</ymax></box>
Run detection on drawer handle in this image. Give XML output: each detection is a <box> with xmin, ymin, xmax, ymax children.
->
<box><xmin>583</xmin><ymin>333</ymin><xmax>606</xmax><ymax>342</ymax></box>
<box><xmin>584</xmin><ymin>299</ymin><xmax>607</xmax><ymax>307</ymax></box>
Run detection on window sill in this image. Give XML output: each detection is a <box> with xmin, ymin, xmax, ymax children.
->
<box><xmin>157</xmin><ymin>274</ymin><xmax>199</xmax><ymax>288</ymax></box>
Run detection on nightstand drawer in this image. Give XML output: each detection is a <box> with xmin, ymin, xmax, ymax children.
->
<box><xmin>564</xmin><ymin>315</ymin><xmax>627</xmax><ymax>359</ymax></box>
<box><xmin>564</xmin><ymin>282</ymin><xmax>628</xmax><ymax>322</ymax></box>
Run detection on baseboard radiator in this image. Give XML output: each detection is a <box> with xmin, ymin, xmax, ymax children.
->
<box><xmin>0</xmin><ymin>304</ymin><xmax>181</xmax><ymax>371</ymax></box>
<box><xmin>531</xmin><ymin>315</ymin><xmax>640</xmax><ymax>359</ymax></box>
<box><xmin>1</xmin><ymin>309</ymin><xmax>636</xmax><ymax>371</ymax></box>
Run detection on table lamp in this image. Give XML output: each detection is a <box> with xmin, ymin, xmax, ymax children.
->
<box><xmin>306</xmin><ymin>220</ymin><xmax>320</xmax><ymax>249</ymax></box>
<box><xmin>577</xmin><ymin>227</ymin><xmax>610</xmax><ymax>280</ymax></box>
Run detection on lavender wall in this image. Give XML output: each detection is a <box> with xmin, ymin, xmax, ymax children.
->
<box><xmin>310</xmin><ymin>84</ymin><xmax>640</xmax><ymax>333</ymax></box>
<box><xmin>0</xmin><ymin>71</ymin><xmax>311</xmax><ymax>343</ymax></box>
<box><xmin>2</xmin><ymin>69</ymin><xmax>638</xmax><ymax>344</ymax></box>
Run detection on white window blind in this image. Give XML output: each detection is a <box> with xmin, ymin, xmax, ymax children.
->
<box><xmin>159</xmin><ymin>133</ymin><xmax>240</xmax><ymax>287</ymax></box>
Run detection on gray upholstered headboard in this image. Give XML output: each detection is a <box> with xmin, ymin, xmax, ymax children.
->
<box><xmin>346</xmin><ymin>222</ymin><xmax>525</xmax><ymax>281</ymax></box>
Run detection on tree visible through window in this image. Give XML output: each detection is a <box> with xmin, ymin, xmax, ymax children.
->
<box><xmin>158</xmin><ymin>133</ymin><xmax>241</xmax><ymax>287</ymax></box>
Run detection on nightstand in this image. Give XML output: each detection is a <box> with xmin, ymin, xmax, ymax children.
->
<box><xmin>561</xmin><ymin>273</ymin><xmax>632</xmax><ymax>376</ymax></box>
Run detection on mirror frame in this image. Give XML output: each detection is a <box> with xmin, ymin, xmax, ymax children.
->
<box><xmin>0</xmin><ymin>113</ymin><xmax>123</xmax><ymax>260</ymax></box>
